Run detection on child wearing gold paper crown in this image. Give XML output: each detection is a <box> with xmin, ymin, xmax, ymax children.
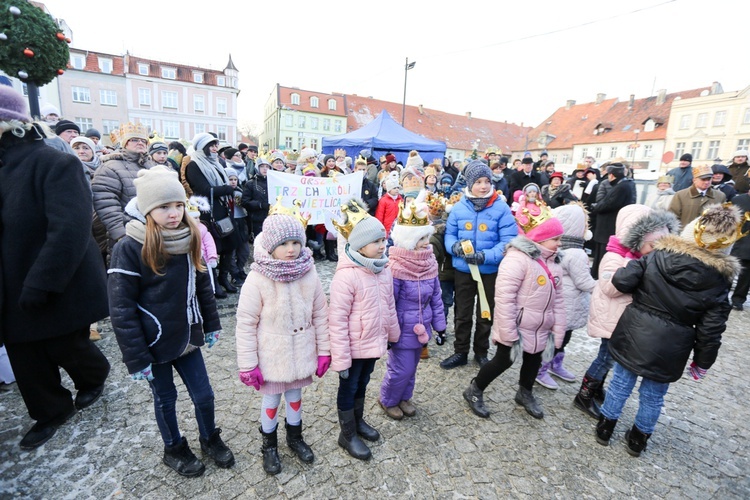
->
<box><xmin>328</xmin><ymin>199</ymin><xmax>400</xmax><ymax>461</ymax></box>
<box><xmin>379</xmin><ymin>198</ymin><xmax>446</xmax><ymax>419</ymax></box>
<box><xmin>235</xmin><ymin>201</ymin><xmax>330</xmax><ymax>475</ymax></box>
<box><xmin>463</xmin><ymin>204</ymin><xmax>566</xmax><ymax>420</ymax></box>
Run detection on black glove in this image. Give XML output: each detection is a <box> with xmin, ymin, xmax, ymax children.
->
<box><xmin>451</xmin><ymin>241</ymin><xmax>465</xmax><ymax>258</ymax></box>
<box><xmin>18</xmin><ymin>286</ymin><xmax>49</xmax><ymax>311</ymax></box>
<box><xmin>339</xmin><ymin>369</ymin><xmax>349</xmax><ymax>380</ymax></box>
<box><xmin>387</xmin><ymin>342</ymin><xmax>393</xmax><ymax>350</ymax></box>
<box><xmin>434</xmin><ymin>330</ymin><xmax>446</xmax><ymax>346</ymax></box>
<box><xmin>247</xmin><ymin>200</ymin><xmax>262</xmax><ymax>210</ymax></box>
<box><xmin>464</xmin><ymin>251</ymin><xmax>485</xmax><ymax>265</ymax></box>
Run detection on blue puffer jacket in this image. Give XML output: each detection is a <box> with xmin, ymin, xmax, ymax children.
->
<box><xmin>445</xmin><ymin>191</ymin><xmax>518</xmax><ymax>274</ymax></box>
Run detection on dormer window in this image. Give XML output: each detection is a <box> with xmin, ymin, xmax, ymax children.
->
<box><xmin>291</xmin><ymin>93</ymin><xmax>300</xmax><ymax>105</ymax></box>
<box><xmin>310</xmin><ymin>96</ymin><xmax>319</xmax><ymax>108</ymax></box>
<box><xmin>161</xmin><ymin>67</ymin><xmax>176</xmax><ymax>79</ymax></box>
<box><xmin>328</xmin><ymin>99</ymin><xmax>337</xmax><ymax>110</ymax></box>
<box><xmin>216</xmin><ymin>76</ymin><xmax>225</xmax><ymax>86</ymax></box>
<box><xmin>138</xmin><ymin>63</ymin><xmax>149</xmax><ymax>75</ymax></box>
<box><xmin>70</xmin><ymin>53</ymin><xmax>85</xmax><ymax>70</ymax></box>
<box><xmin>193</xmin><ymin>72</ymin><xmax>203</xmax><ymax>83</ymax></box>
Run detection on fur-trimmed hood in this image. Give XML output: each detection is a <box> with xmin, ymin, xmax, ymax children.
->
<box><xmin>124</xmin><ymin>197</ymin><xmax>146</xmax><ymax>223</ymax></box>
<box><xmin>655</xmin><ymin>234</ymin><xmax>741</xmax><ymax>280</ymax></box>
<box><xmin>620</xmin><ymin>209</ymin><xmax>679</xmax><ymax>252</ymax></box>
<box><xmin>506</xmin><ymin>235</ymin><xmax>561</xmax><ymax>263</ymax></box>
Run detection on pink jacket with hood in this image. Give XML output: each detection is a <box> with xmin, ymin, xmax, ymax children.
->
<box><xmin>328</xmin><ymin>248</ymin><xmax>401</xmax><ymax>372</ymax></box>
<box><xmin>587</xmin><ymin>205</ymin><xmax>678</xmax><ymax>338</ymax></box>
<box><xmin>492</xmin><ymin>236</ymin><xmax>566</xmax><ymax>353</ymax></box>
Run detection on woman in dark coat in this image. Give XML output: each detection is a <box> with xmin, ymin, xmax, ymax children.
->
<box><xmin>0</xmin><ymin>86</ymin><xmax>110</xmax><ymax>450</ymax></box>
<box><xmin>594</xmin><ymin>204</ymin><xmax>742</xmax><ymax>457</ymax></box>
<box><xmin>590</xmin><ymin>164</ymin><xmax>633</xmax><ymax>278</ymax></box>
<box><xmin>242</xmin><ymin>158</ymin><xmax>271</xmax><ymax>238</ymax></box>
<box><xmin>730</xmin><ymin>193</ymin><xmax>750</xmax><ymax>309</ymax></box>
<box><xmin>184</xmin><ymin>133</ymin><xmax>241</xmax><ymax>294</ymax></box>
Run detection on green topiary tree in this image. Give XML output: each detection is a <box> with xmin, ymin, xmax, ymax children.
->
<box><xmin>0</xmin><ymin>2</ymin><xmax>70</xmax><ymax>117</ymax></box>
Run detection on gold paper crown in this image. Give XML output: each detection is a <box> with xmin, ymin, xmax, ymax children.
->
<box><xmin>268</xmin><ymin>196</ymin><xmax>311</xmax><ymax>228</ymax></box>
<box><xmin>334</xmin><ymin>148</ymin><xmax>347</xmax><ymax>158</ymax></box>
<box><xmin>694</xmin><ymin>203</ymin><xmax>750</xmax><ymax>250</ymax></box>
<box><xmin>355</xmin><ymin>155</ymin><xmax>368</xmax><ymax>166</ymax></box>
<box><xmin>118</xmin><ymin>122</ymin><xmax>149</xmax><ymax>146</ymax></box>
<box><xmin>657</xmin><ymin>174</ymin><xmax>674</xmax><ymax>184</ymax></box>
<box><xmin>396</xmin><ymin>201</ymin><xmax>430</xmax><ymax>227</ymax></box>
<box><xmin>516</xmin><ymin>203</ymin><xmax>554</xmax><ymax>234</ymax></box>
<box><xmin>332</xmin><ymin>199</ymin><xmax>372</xmax><ymax>239</ymax></box>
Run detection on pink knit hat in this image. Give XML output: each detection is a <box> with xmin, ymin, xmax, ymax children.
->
<box><xmin>524</xmin><ymin>217</ymin><xmax>564</xmax><ymax>243</ymax></box>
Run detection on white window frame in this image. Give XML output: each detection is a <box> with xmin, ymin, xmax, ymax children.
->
<box><xmin>675</xmin><ymin>142</ymin><xmax>685</xmax><ymax>159</ymax></box>
<box><xmin>216</xmin><ymin>98</ymin><xmax>227</xmax><ymax>115</ymax></box>
<box><xmin>193</xmin><ymin>95</ymin><xmax>205</xmax><ymax>112</ymax></box>
<box><xmin>310</xmin><ymin>138</ymin><xmax>318</xmax><ymax>150</ymax></box>
<box><xmin>194</xmin><ymin>123</ymin><xmax>205</xmax><ymax>135</ymax></box>
<box><xmin>298</xmin><ymin>116</ymin><xmax>306</xmax><ymax>129</ymax></box>
<box><xmin>679</xmin><ymin>115</ymin><xmax>690</xmax><ymax>129</ymax></box>
<box><xmin>193</xmin><ymin>72</ymin><xmax>203</xmax><ymax>83</ymax></box>
<box><xmin>594</xmin><ymin>146</ymin><xmax>602</xmax><ymax>159</ymax></box>
<box><xmin>713</xmin><ymin>110</ymin><xmax>727</xmax><ymax>127</ymax></box>
<box><xmin>310</xmin><ymin>96</ymin><xmax>319</xmax><ymax>108</ymax></box>
<box><xmin>74</xmin><ymin>117</ymin><xmax>93</xmax><ymax>131</ymax></box>
<box><xmin>102</xmin><ymin>120</ymin><xmax>119</xmax><ymax>135</ymax></box>
<box><xmin>138</xmin><ymin>88</ymin><xmax>151</xmax><ymax>106</ymax></box>
<box><xmin>217</xmin><ymin>126</ymin><xmax>227</xmax><ymax>141</ymax></box>
<box><xmin>216</xmin><ymin>76</ymin><xmax>225</xmax><ymax>86</ymax></box>
<box><xmin>643</xmin><ymin>144</ymin><xmax>653</xmax><ymax>157</ymax></box>
<box><xmin>291</xmin><ymin>93</ymin><xmax>300</xmax><ymax>105</ymax></box>
<box><xmin>162</xmin><ymin>91</ymin><xmax>178</xmax><ymax>109</ymax></box>
<box><xmin>285</xmin><ymin>114</ymin><xmax>293</xmax><ymax>127</ymax></box>
<box><xmin>139</xmin><ymin>118</ymin><xmax>152</xmax><ymax>133</ymax></box>
<box><xmin>310</xmin><ymin>117</ymin><xmax>318</xmax><ymax>129</ymax></box>
<box><xmin>738</xmin><ymin>139</ymin><xmax>750</xmax><ymax>151</ymax></box>
<box><xmin>99</xmin><ymin>89</ymin><xmax>117</xmax><ymax>106</ymax></box>
<box><xmin>323</xmin><ymin>118</ymin><xmax>330</xmax><ymax>131</ymax></box>
<box><xmin>328</xmin><ymin>99</ymin><xmax>337</xmax><ymax>110</ymax></box>
<box><xmin>98</xmin><ymin>57</ymin><xmax>113</xmax><ymax>74</ymax></box>
<box><xmin>72</xmin><ymin>86</ymin><xmax>90</xmax><ymax>103</ymax></box>
<box><xmin>744</xmin><ymin>109</ymin><xmax>750</xmax><ymax>125</ymax></box>
<box><xmin>334</xmin><ymin>120</ymin><xmax>342</xmax><ymax>132</ymax></box>
<box><xmin>285</xmin><ymin>137</ymin><xmax>293</xmax><ymax>148</ymax></box>
<box><xmin>161</xmin><ymin>67</ymin><xmax>176</xmax><ymax>79</ymax></box>
<box><xmin>70</xmin><ymin>53</ymin><xmax>86</xmax><ymax>70</ymax></box>
<box><xmin>163</xmin><ymin>121</ymin><xmax>179</xmax><ymax>139</ymax></box>
<box><xmin>609</xmin><ymin>147</ymin><xmax>618</xmax><ymax>158</ymax></box>
<box><xmin>138</xmin><ymin>63</ymin><xmax>149</xmax><ymax>75</ymax></box>
<box><xmin>696</xmin><ymin>113</ymin><xmax>707</xmax><ymax>128</ymax></box>
<box><xmin>691</xmin><ymin>141</ymin><xmax>702</xmax><ymax>159</ymax></box>
<box><xmin>707</xmin><ymin>140</ymin><xmax>720</xmax><ymax>160</ymax></box>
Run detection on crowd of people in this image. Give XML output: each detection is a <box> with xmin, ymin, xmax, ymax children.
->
<box><xmin>1</xmin><ymin>82</ymin><xmax>749</xmax><ymax>478</ymax></box>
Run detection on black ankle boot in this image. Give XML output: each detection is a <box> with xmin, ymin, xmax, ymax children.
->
<box><xmin>218</xmin><ymin>272</ymin><xmax>238</xmax><ymax>293</ymax></box>
<box><xmin>324</xmin><ymin>240</ymin><xmax>338</xmax><ymax>262</ymax></box>
<box><xmin>625</xmin><ymin>425</ymin><xmax>651</xmax><ymax>457</ymax></box>
<box><xmin>337</xmin><ymin>409</ymin><xmax>371</xmax><ymax>460</ymax></box>
<box><xmin>285</xmin><ymin>419</ymin><xmax>314</xmax><ymax>463</ymax></box>
<box><xmin>260</xmin><ymin>426</ymin><xmax>281</xmax><ymax>474</ymax></box>
<box><xmin>212</xmin><ymin>269</ymin><xmax>227</xmax><ymax>298</ymax></box>
<box><xmin>593</xmin><ymin>373</ymin><xmax>607</xmax><ymax>406</ymax></box>
<box><xmin>595</xmin><ymin>415</ymin><xmax>618</xmax><ymax>446</ymax></box>
<box><xmin>163</xmin><ymin>437</ymin><xmax>205</xmax><ymax>477</ymax></box>
<box><xmin>199</xmin><ymin>428</ymin><xmax>235</xmax><ymax>468</ymax></box>
<box><xmin>353</xmin><ymin>398</ymin><xmax>379</xmax><ymax>441</ymax></box>
<box><xmin>514</xmin><ymin>386</ymin><xmax>543</xmax><ymax>419</ymax></box>
<box><xmin>463</xmin><ymin>378</ymin><xmax>490</xmax><ymax>418</ymax></box>
<box><xmin>573</xmin><ymin>375</ymin><xmax>602</xmax><ymax>419</ymax></box>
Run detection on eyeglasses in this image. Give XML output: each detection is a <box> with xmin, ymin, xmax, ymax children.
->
<box><xmin>129</xmin><ymin>138</ymin><xmax>148</xmax><ymax>145</ymax></box>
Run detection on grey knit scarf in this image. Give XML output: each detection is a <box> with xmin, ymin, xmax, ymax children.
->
<box><xmin>345</xmin><ymin>245</ymin><xmax>389</xmax><ymax>274</ymax></box>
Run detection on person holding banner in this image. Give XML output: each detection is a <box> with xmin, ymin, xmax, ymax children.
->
<box><xmin>441</xmin><ymin>161</ymin><xmax>517</xmax><ymax>370</ymax></box>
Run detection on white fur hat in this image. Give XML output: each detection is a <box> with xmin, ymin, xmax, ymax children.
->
<box><xmin>390</xmin><ymin>199</ymin><xmax>435</xmax><ymax>250</ymax></box>
<box><xmin>298</xmin><ymin>147</ymin><xmax>317</xmax><ymax>164</ymax></box>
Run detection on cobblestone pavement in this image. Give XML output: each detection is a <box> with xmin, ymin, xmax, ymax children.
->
<box><xmin>1</xmin><ymin>259</ymin><xmax>749</xmax><ymax>499</ymax></box>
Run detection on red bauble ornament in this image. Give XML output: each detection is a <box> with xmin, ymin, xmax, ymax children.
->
<box><xmin>23</xmin><ymin>48</ymin><xmax>34</xmax><ymax>58</ymax></box>
<box><xmin>57</xmin><ymin>69</ymin><xmax>64</xmax><ymax>75</ymax></box>
<box><xmin>65</xmin><ymin>37</ymin><xmax>71</xmax><ymax>43</ymax></box>
<box><xmin>56</xmin><ymin>32</ymin><xmax>65</xmax><ymax>41</ymax></box>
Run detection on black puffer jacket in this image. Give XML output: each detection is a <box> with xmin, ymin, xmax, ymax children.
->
<box><xmin>541</xmin><ymin>183</ymin><xmax>578</xmax><ymax>208</ymax></box>
<box><xmin>730</xmin><ymin>194</ymin><xmax>750</xmax><ymax>260</ymax></box>
<box><xmin>361</xmin><ymin>177</ymin><xmax>379</xmax><ymax>216</ymax></box>
<box><xmin>108</xmin><ymin>235</ymin><xmax>221</xmax><ymax>374</ymax></box>
<box><xmin>242</xmin><ymin>173</ymin><xmax>270</xmax><ymax>229</ymax></box>
<box><xmin>609</xmin><ymin>235</ymin><xmax>739</xmax><ymax>382</ymax></box>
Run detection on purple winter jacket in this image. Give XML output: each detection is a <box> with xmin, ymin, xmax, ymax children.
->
<box><xmin>389</xmin><ymin>247</ymin><xmax>447</xmax><ymax>350</ymax></box>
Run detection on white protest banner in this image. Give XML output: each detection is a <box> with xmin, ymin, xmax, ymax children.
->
<box><xmin>266</xmin><ymin>170</ymin><xmax>363</xmax><ymax>225</ymax></box>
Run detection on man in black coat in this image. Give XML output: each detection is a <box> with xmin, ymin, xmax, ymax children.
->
<box><xmin>590</xmin><ymin>163</ymin><xmax>634</xmax><ymax>278</ymax></box>
<box><xmin>0</xmin><ymin>87</ymin><xmax>110</xmax><ymax>450</ymax></box>
<box><xmin>508</xmin><ymin>157</ymin><xmax>547</xmax><ymax>198</ymax></box>
<box><xmin>730</xmin><ymin>193</ymin><xmax>750</xmax><ymax>310</ymax></box>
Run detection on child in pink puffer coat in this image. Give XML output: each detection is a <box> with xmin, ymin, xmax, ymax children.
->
<box><xmin>329</xmin><ymin>199</ymin><xmax>400</xmax><ymax>461</ymax></box>
<box><xmin>463</xmin><ymin>208</ymin><xmax>566</xmax><ymax>420</ymax></box>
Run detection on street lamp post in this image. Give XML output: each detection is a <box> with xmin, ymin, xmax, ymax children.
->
<box><xmin>402</xmin><ymin>58</ymin><xmax>416</xmax><ymax>126</ymax></box>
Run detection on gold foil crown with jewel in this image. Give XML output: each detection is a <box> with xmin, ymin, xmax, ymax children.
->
<box><xmin>268</xmin><ymin>196</ymin><xmax>311</xmax><ymax>228</ymax></box>
<box><xmin>396</xmin><ymin>201</ymin><xmax>430</xmax><ymax>227</ymax></box>
<box><xmin>332</xmin><ymin>199</ymin><xmax>372</xmax><ymax>239</ymax></box>
<box><xmin>334</xmin><ymin>148</ymin><xmax>347</xmax><ymax>159</ymax></box>
<box><xmin>516</xmin><ymin>203</ymin><xmax>554</xmax><ymax>234</ymax></box>
<box><xmin>693</xmin><ymin>203</ymin><xmax>750</xmax><ymax>250</ymax></box>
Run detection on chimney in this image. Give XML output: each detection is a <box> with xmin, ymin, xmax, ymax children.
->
<box><xmin>466</xmin><ymin>112</ymin><xmax>472</xmax><ymax>119</ymax></box>
<box><xmin>566</xmin><ymin>99</ymin><xmax>576</xmax><ymax>109</ymax></box>
<box><xmin>656</xmin><ymin>89</ymin><xmax>667</xmax><ymax>105</ymax></box>
<box><xmin>418</xmin><ymin>104</ymin><xmax>423</xmax><ymax>115</ymax></box>
<box><xmin>596</xmin><ymin>93</ymin><xmax>606</xmax><ymax>104</ymax></box>
<box><xmin>710</xmin><ymin>81</ymin><xmax>724</xmax><ymax>95</ymax></box>
<box><xmin>628</xmin><ymin>94</ymin><xmax>635</xmax><ymax>109</ymax></box>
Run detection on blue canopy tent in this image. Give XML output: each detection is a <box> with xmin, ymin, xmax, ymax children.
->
<box><xmin>321</xmin><ymin>110</ymin><xmax>447</xmax><ymax>167</ymax></box>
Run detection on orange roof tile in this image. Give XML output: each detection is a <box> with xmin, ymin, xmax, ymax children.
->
<box><xmin>277</xmin><ymin>86</ymin><xmax>346</xmax><ymax>117</ymax></box>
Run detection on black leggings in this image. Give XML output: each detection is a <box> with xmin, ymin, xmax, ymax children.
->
<box><xmin>554</xmin><ymin>329</ymin><xmax>573</xmax><ymax>355</ymax></box>
<box><xmin>475</xmin><ymin>344</ymin><xmax>543</xmax><ymax>391</ymax></box>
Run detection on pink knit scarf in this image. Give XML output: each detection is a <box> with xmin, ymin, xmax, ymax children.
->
<box><xmin>250</xmin><ymin>232</ymin><xmax>314</xmax><ymax>282</ymax></box>
<box><xmin>388</xmin><ymin>246</ymin><xmax>439</xmax><ymax>280</ymax></box>
<box><xmin>606</xmin><ymin>235</ymin><xmax>641</xmax><ymax>260</ymax></box>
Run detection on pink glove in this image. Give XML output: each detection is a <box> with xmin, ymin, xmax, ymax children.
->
<box><xmin>413</xmin><ymin>324</ymin><xmax>429</xmax><ymax>345</ymax></box>
<box><xmin>316</xmin><ymin>356</ymin><xmax>331</xmax><ymax>378</ymax></box>
<box><xmin>689</xmin><ymin>361</ymin><xmax>708</xmax><ymax>381</ymax></box>
<box><xmin>239</xmin><ymin>367</ymin><xmax>264</xmax><ymax>390</ymax></box>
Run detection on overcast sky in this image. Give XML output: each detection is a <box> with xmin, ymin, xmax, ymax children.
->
<box><xmin>40</xmin><ymin>0</ymin><xmax>750</xmax><ymax>133</ymax></box>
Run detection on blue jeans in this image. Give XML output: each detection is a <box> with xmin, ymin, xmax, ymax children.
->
<box><xmin>440</xmin><ymin>280</ymin><xmax>455</xmax><ymax>322</ymax></box>
<box><xmin>601</xmin><ymin>362</ymin><xmax>670</xmax><ymax>434</ymax></box>
<box><xmin>149</xmin><ymin>349</ymin><xmax>215</xmax><ymax>447</ymax></box>
<box><xmin>336</xmin><ymin>358</ymin><xmax>377</xmax><ymax>411</ymax></box>
<box><xmin>585</xmin><ymin>338</ymin><xmax>614</xmax><ymax>381</ymax></box>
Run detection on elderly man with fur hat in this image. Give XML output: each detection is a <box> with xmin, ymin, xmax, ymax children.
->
<box><xmin>727</xmin><ymin>150</ymin><xmax>750</xmax><ymax>194</ymax></box>
<box><xmin>669</xmin><ymin>164</ymin><xmax>727</xmax><ymax>228</ymax></box>
<box><xmin>595</xmin><ymin>204</ymin><xmax>743</xmax><ymax>457</ymax></box>
<box><xmin>0</xmin><ymin>86</ymin><xmax>111</xmax><ymax>450</ymax></box>
<box><xmin>92</xmin><ymin>122</ymin><xmax>154</xmax><ymax>254</ymax></box>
